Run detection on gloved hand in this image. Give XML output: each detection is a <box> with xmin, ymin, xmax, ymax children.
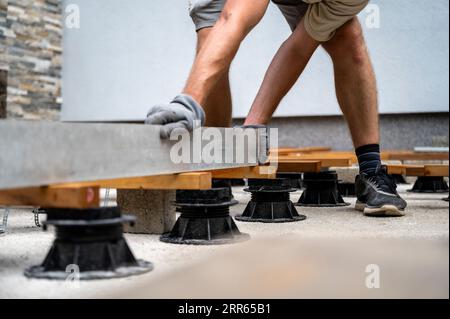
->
<box><xmin>237</xmin><ymin>124</ymin><xmax>270</xmax><ymax>164</ymax></box>
<box><xmin>145</xmin><ymin>94</ymin><xmax>206</xmax><ymax>139</ymax></box>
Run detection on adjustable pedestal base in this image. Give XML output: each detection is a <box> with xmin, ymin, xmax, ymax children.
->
<box><xmin>24</xmin><ymin>207</ymin><xmax>153</xmax><ymax>280</ymax></box>
<box><xmin>391</xmin><ymin>174</ymin><xmax>409</xmax><ymax>185</ymax></box>
<box><xmin>337</xmin><ymin>182</ymin><xmax>356</xmax><ymax>197</ymax></box>
<box><xmin>236</xmin><ymin>178</ymin><xmax>306</xmax><ymax>223</ymax></box>
<box><xmin>160</xmin><ymin>188</ymin><xmax>249</xmax><ymax>245</ymax></box>
<box><xmin>297</xmin><ymin>171</ymin><xmax>350</xmax><ymax>207</ymax></box>
<box><xmin>408</xmin><ymin>176</ymin><xmax>449</xmax><ymax>193</ymax></box>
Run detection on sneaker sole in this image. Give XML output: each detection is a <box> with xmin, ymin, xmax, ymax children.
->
<box><xmin>355</xmin><ymin>201</ymin><xmax>405</xmax><ymax>217</ymax></box>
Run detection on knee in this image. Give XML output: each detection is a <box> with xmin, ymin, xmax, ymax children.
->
<box><xmin>325</xmin><ymin>18</ymin><xmax>367</xmax><ymax>65</ymax></box>
<box><xmin>218</xmin><ymin>1</ymin><xmax>266</xmax><ymax>36</ymax></box>
<box><xmin>217</xmin><ymin>9</ymin><xmax>251</xmax><ymax>36</ymax></box>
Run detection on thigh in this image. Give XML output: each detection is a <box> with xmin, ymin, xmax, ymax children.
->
<box><xmin>196</xmin><ymin>27</ymin><xmax>212</xmax><ymax>54</ymax></box>
<box><xmin>189</xmin><ymin>0</ymin><xmax>226</xmax><ymax>31</ymax></box>
<box><xmin>303</xmin><ymin>0</ymin><xmax>369</xmax><ymax>42</ymax></box>
<box><xmin>272</xmin><ymin>0</ymin><xmax>309</xmax><ymax>32</ymax></box>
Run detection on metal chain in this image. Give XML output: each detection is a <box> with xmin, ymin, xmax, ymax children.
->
<box><xmin>0</xmin><ymin>208</ymin><xmax>10</xmax><ymax>234</ymax></box>
<box><xmin>33</xmin><ymin>208</ymin><xmax>42</xmax><ymax>227</ymax></box>
<box><xmin>30</xmin><ymin>188</ymin><xmax>112</xmax><ymax>229</ymax></box>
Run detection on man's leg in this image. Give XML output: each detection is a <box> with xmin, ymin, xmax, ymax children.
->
<box><xmin>147</xmin><ymin>0</ymin><xmax>269</xmax><ymax>137</ymax></box>
<box><xmin>183</xmin><ymin>0</ymin><xmax>269</xmax><ymax>106</ymax></box>
<box><xmin>323</xmin><ymin>18</ymin><xmax>406</xmax><ymax>216</ymax></box>
<box><xmin>322</xmin><ymin>18</ymin><xmax>381</xmax><ymax>176</ymax></box>
<box><xmin>196</xmin><ymin>28</ymin><xmax>232</xmax><ymax>127</ymax></box>
<box><xmin>322</xmin><ymin>18</ymin><xmax>379</xmax><ymax>149</ymax></box>
<box><xmin>244</xmin><ymin>18</ymin><xmax>319</xmax><ymax>125</ymax></box>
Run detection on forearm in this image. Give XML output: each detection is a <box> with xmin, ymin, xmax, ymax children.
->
<box><xmin>183</xmin><ymin>0</ymin><xmax>269</xmax><ymax>106</ymax></box>
<box><xmin>245</xmin><ymin>21</ymin><xmax>319</xmax><ymax>125</ymax></box>
<box><xmin>183</xmin><ymin>18</ymin><xmax>245</xmax><ymax>105</ymax></box>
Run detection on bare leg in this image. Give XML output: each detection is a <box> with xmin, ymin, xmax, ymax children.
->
<box><xmin>196</xmin><ymin>28</ymin><xmax>232</xmax><ymax>127</ymax></box>
<box><xmin>183</xmin><ymin>0</ymin><xmax>269</xmax><ymax>106</ymax></box>
<box><xmin>244</xmin><ymin>19</ymin><xmax>319</xmax><ymax>125</ymax></box>
<box><xmin>322</xmin><ymin>18</ymin><xmax>379</xmax><ymax>148</ymax></box>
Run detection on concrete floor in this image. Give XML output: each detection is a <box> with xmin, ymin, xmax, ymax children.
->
<box><xmin>0</xmin><ymin>184</ymin><xmax>448</xmax><ymax>299</ymax></box>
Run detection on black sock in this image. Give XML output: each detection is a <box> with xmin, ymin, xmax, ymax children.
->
<box><xmin>356</xmin><ymin>144</ymin><xmax>381</xmax><ymax>176</ymax></box>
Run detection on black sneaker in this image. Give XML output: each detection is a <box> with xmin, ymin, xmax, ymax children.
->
<box><xmin>355</xmin><ymin>165</ymin><xmax>407</xmax><ymax>216</ymax></box>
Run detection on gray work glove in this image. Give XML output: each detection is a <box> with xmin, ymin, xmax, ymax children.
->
<box><xmin>237</xmin><ymin>124</ymin><xmax>270</xmax><ymax>165</ymax></box>
<box><xmin>145</xmin><ymin>94</ymin><xmax>206</xmax><ymax>139</ymax></box>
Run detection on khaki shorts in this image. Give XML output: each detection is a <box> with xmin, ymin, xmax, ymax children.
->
<box><xmin>189</xmin><ymin>0</ymin><xmax>369</xmax><ymax>41</ymax></box>
<box><xmin>275</xmin><ymin>0</ymin><xmax>369</xmax><ymax>41</ymax></box>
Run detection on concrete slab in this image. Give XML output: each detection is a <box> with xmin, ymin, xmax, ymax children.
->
<box><xmin>0</xmin><ymin>121</ymin><xmax>267</xmax><ymax>189</ymax></box>
<box><xmin>0</xmin><ymin>185</ymin><xmax>448</xmax><ymax>298</ymax></box>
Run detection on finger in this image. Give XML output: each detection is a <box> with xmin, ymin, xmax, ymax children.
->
<box><xmin>145</xmin><ymin>110</ymin><xmax>173</xmax><ymax>125</ymax></box>
<box><xmin>146</xmin><ymin>105</ymin><xmax>166</xmax><ymax>117</ymax></box>
<box><xmin>160</xmin><ymin>121</ymin><xmax>190</xmax><ymax>139</ymax></box>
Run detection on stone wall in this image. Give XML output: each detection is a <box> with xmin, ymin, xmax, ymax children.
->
<box><xmin>1</xmin><ymin>0</ymin><xmax>62</xmax><ymax>120</ymax></box>
<box><xmin>0</xmin><ymin>70</ymin><xmax>5</xmax><ymax>118</ymax></box>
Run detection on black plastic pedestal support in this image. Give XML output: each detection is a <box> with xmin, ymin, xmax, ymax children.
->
<box><xmin>160</xmin><ymin>187</ymin><xmax>249</xmax><ymax>245</ymax></box>
<box><xmin>297</xmin><ymin>171</ymin><xmax>350</xmax><ymax>207</ymax></box>
<box><xmin>337</xmin><ymin>182</ymin><xmax>356</xmax><ymax>197</ymax></box>
<box><xmin>236</xmin><ymin>178</ymin><xmax>306</xmax><ymax>223</ymax></box>
<box><xmin>408</xmin><ymin>176</ymin><xmax>449</xmax><ymax>193</ymax></box>
<box><xmin>24</xmin><ymin>207</ymin><xmax>153</xmax><ymax>280</ymax></box>
<box><xmin>276</xmin><ymin>173</ymin><xmax>303</xmax><ymax>190</ymax></box>
<box><xmin>391</xmin><ymin>174</ymin><xmax>409</xmax><ymax>185</ymax></box>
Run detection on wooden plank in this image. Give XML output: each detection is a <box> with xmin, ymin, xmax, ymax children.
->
<box><xmin>405</xmin><ymin>165</ymin><xmax>426</xmax><ymax>177</ymax></box>
<box><xmin>52</xmin><ymin>172</ymin><xmax>212</xmax><ymax>190</ymax></box>
<box><xmin>272</xmin><ymin>147</ymin><xmax>331</xmax><ymax>155</ymax></box>
<box><xmin>387</xmin><ymin>165</ymin><xmax>407</xmax><ymax>175</ymax></box>
<box><xmin>391</xmin><ymin>164</ymin><xmax>449</xmax><ymax>177</ymax></box>
<box><xmin>211</xmin><ymin>166</ymin><xmax>276</xmax><ymax>179</ymax></box>
<box><xmin>0</xmin><ymin>121</ymin><xmax>267</xmax><ymax>190</ymax></box>
<box><xmin>320</xmin><ymin>151</ymin><xmax>391</xmax><ymax>162</ymax></box>
<box><xmin>276</xmin><ymin>161</ymin><xmax>322</xmax><ymax>173</ymax></box>
<box><xmin>384</xmin><ymin>151</ymin><xmax>449</xmax><ymax>161</ymax></box>
<box><xmin>275</xmin><ymin>156</ymin><xmax>352</xmax><ymax>168</ymax></box>
<box><xmin>424</xmin><ymin>165</ymin><xmax>449</xmax><ymax>177</ymax></box>
<box><xmin>0</xmin><ymin>187</ymin><xmax>100</xmax><ymax>209</ymax></box>
<box><xmin>294</xmin><ymin>153</ymin><xmax>358</xmax><ymax>164</ymax></box>
<box><xmin>272</xmin><ymin>150</ymin><xmax>449</xmax><ymax>162</ymax></box>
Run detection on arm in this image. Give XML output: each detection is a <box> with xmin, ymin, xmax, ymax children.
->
<box><xmin>183</xmin><ymin>0</ymin><xmax>270</xmax><ymax>106</ymax></box>
<box><xmin>147</xmin><ymin>0</ymin><xmax>269</xmax><ymax>138</ymax></box>
<box><xmin>244</xmin><ymin>19</ymin><xmax>319</xmax><ymax>125</ymax></box>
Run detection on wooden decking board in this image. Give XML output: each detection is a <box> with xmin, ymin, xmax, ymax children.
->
<box><xmin>51</xmin><ymin>172</ymin><xmax>213</xmax><ymax>190</ymax></box>
<box><xmin>0</xmin><ymin>187</ymin><xmax>100</xmax><ymax>209</ymax></box>
<box><xmin>387</xmin><ymin>164</ymin><xmax>449</xmax><ymax>177</ymax></box>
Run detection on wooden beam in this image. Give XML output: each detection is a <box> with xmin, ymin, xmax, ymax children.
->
<box><xmin>404</xmin><ymin>165</ymin><xmax>426</xmax><ymax>177</ymax></box>
<box><xmin>387</xmin><ymin>165</ymin><xmax>407</xmax><ymax>175</ymax></box>
<box><xmin>52</xmin><ymin>172</ymin><xmax>212</xmax><ymax>190</ymax></box>
<box><xmin>0</xmin><ymin>187</ymin><xmax>100</xmax><ymax>209</ymax></box>
<box><xmin>425</xmin><ymin>165</ymin><xmax>449</xmax><ymax>177</ymax></box>
<box><xmin>272</xmin><ymin>147</ymin><xmax>332</xmax><ymax>155</ymax></box>
<box><xmin>392</xmin><ymin>164</ymin><xmax>450</xmax><ymax>177</ymax></box>
<box><xmin>276</xmin><ymin>161</ymin><xmax>322</xmax><ymax>173</ymax></box>
<box><xmin>211</xmin><ymin>166</ymin><xmax>276</xmax><ymax>179</ymax></box>
<box><xmin>275</xmin><ymin>156</ymin><xmax>352</xmax><ymax>168</ymax></box>
<box><xmin>384</xmin><ymin>151</ymin><xmax>449</xmax><ymax>161</ymax></box>
<box><xmin>270</xmin><ymin>150</ymin><xmax>449</xmax><ymax>162</ymax></box>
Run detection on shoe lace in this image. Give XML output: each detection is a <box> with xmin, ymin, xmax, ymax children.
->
<box><xmin>367</xmin><ymin>166</ymin><xmax>397</xmax><ymax>194</ymax></box>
